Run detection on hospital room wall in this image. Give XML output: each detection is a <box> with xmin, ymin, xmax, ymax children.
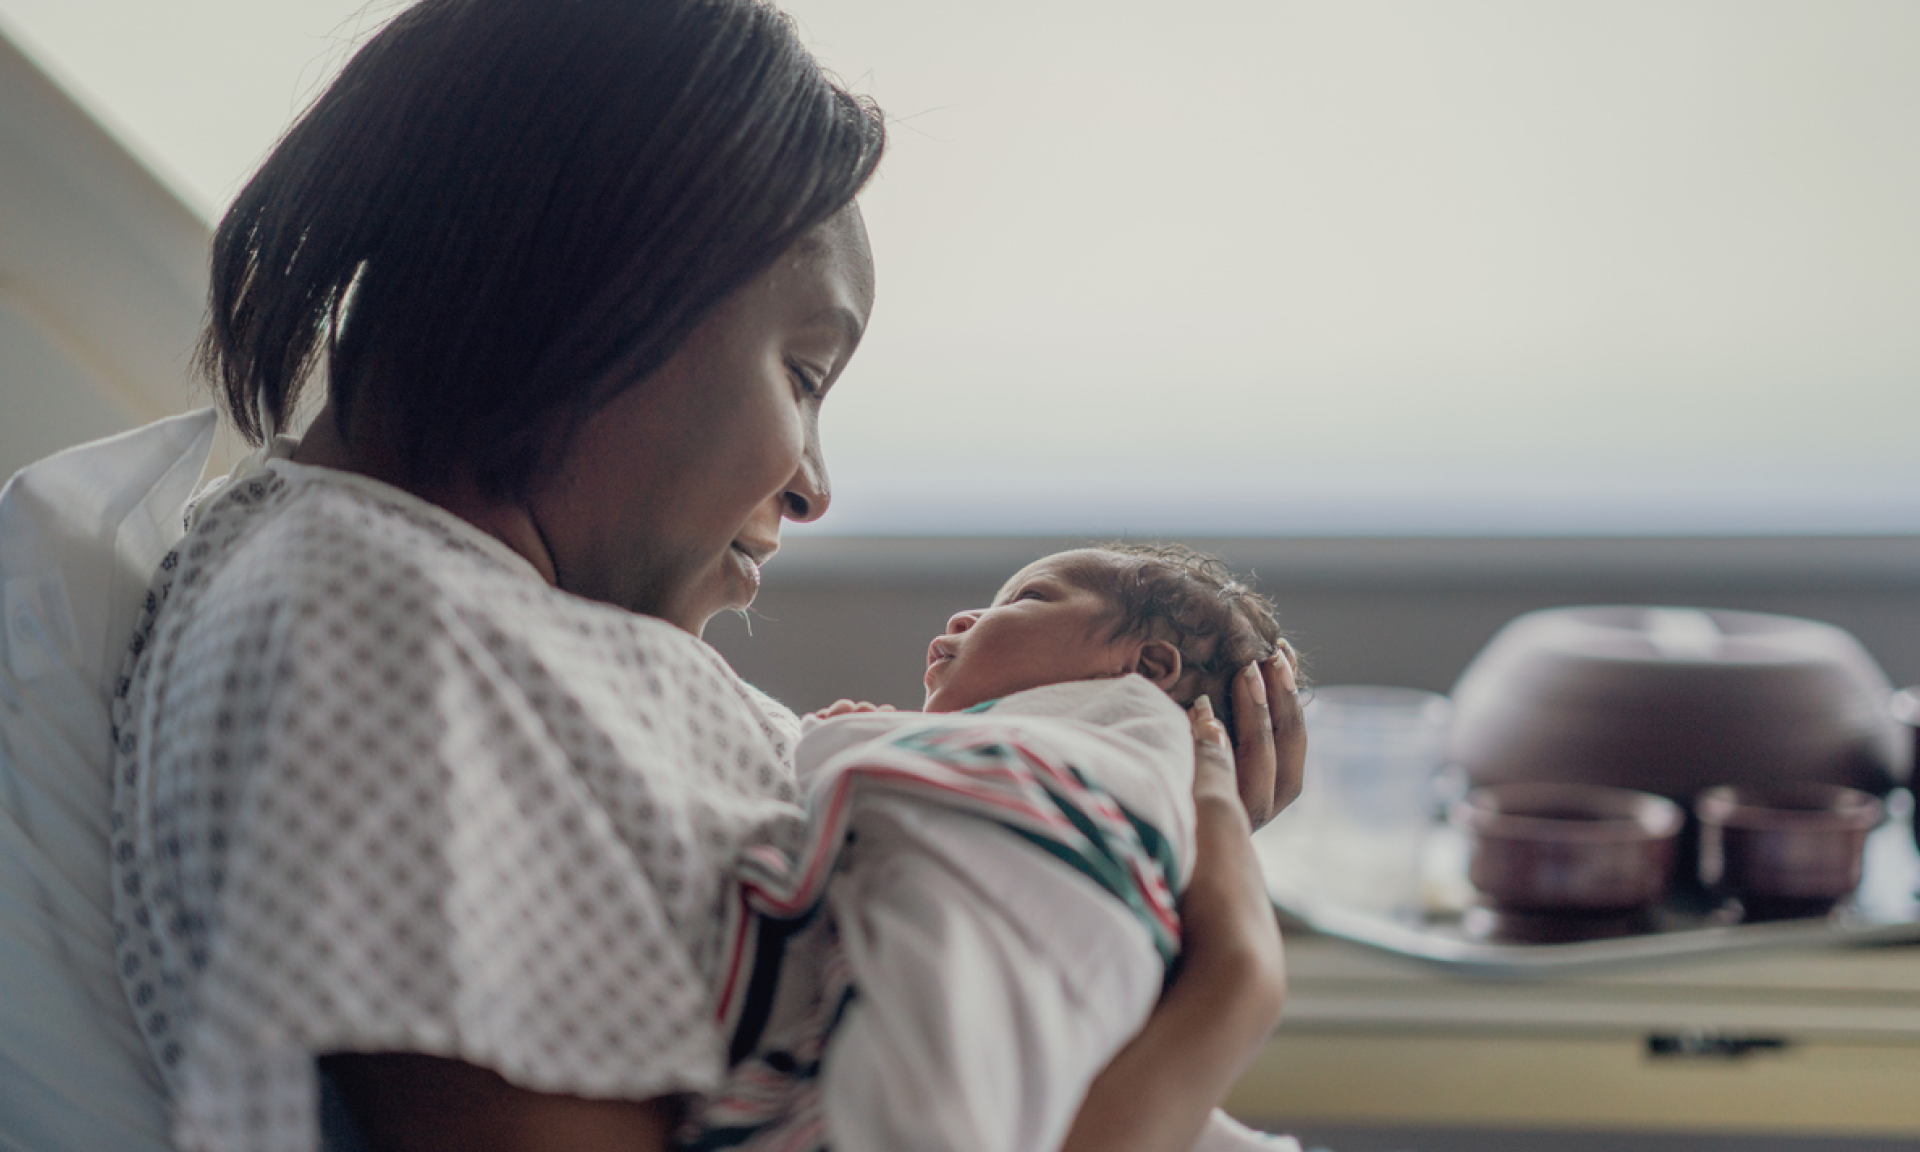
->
<box><xmin>0</xmin><ymin>27</ymin><xmax>229</xmax><ymax>485</ymax></box>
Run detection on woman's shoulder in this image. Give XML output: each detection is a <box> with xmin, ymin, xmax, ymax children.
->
<box><xmin>136</xmin><ymin>458</ymin><xmax>795</xmax><ymax>788</ymax></box>
<box><xmin>176</xmin><ymin>460</ymin><xmax>694</xmax><ymax>659</ymax></box>
<box><xmin>188</xmin><ymin>459</ymin><xmax>547</xmax><ymax>613</ymax></box>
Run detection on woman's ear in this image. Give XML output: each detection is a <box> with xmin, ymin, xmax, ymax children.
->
<box><xmin>1132</xmin><ymin>639</ymin><xmax>1184</xmax><ymax>691</ymax></box>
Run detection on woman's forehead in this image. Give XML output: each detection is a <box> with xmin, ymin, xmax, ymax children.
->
<box><xmin>776</xmin><ymin>207</ymin><xmax>875</xmax><ymax>326</ymax></box>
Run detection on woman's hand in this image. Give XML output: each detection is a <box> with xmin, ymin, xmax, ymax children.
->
<box><xmin>1179</xmin><ymin>695</ymin><xmax>1288</xmax><ymax>1038</ymax></box>
<box><xmin>1058</xmin><ymin>695</ymin><xmax>1287</xmax><ymax>1152</ymax></box>
<box><xmin>1227</xmin><ymin>648</ymin><xmax>1307</xmax><ymax>828</ymax></box>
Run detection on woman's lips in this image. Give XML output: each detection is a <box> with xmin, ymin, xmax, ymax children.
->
<box><xmin>729</xmin><ymin>543</ymin><xmax>763</xmax><ymax>596</ymax></box>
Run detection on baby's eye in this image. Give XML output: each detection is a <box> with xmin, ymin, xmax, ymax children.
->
<box><xmin>1014</xmin><ymin>588</ymin><xmax>1046</xmax><ymax>602</ymax></box>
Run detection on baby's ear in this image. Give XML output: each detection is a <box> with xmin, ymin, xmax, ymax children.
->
<box><xmin>1133</xmin><ymin>639</ymin><xmax>1183</xmax><ymax>691</ymax></box>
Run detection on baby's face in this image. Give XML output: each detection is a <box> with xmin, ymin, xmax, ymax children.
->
<box><xmin>923</xmin><ymin>551</ymin><xmax>1136</xmax><ymax>713</ymax></box>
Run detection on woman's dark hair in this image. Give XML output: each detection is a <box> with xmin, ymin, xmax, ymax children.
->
<box><xmin>201</xmin><ymin>0</ymin><xmax>885</xmax><ymax>497</ymax></box>
<box><xmin>1066</xmin><ymin>543</ymin><xmax>1297</xmax><ymax>735</ymax></box>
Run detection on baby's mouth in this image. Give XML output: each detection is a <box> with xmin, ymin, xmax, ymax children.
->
<box><xmin>926</xmin><ymin>638</ymin><xmax>956</xmax><ymax>669</ymax></box>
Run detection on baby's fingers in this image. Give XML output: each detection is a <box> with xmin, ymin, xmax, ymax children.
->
<box><xmin>809</xmin><ymin>699</ymin><xmax>895</xmax><ymax>721</ymax></box>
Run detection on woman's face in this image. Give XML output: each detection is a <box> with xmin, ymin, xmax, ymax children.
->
<box><xmin>530</xmin><ymin>207</ymin><xmax>874</xmax><ymax>634</ymax></box>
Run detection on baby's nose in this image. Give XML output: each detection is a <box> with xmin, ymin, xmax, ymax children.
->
<box><xmin>946</xmin><ymin>610</ymin><xmax>981</xmax><ymax>635</ymax></box>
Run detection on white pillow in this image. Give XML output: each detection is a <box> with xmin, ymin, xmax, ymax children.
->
<box><xmin>1</xmin><ymin>408</ymin><xmax>217</xmax><ymax>1152</ymax></box>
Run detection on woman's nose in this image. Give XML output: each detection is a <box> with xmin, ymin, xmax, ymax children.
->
<box><xmin>946</xmin><ymin>610</ymin><xmax>981</xmax><ymax>635</ymax></box>
<box><xmin>782</xmin><ymin>427</ymin><xmax>831</xmax><ymax>523</ymax></box>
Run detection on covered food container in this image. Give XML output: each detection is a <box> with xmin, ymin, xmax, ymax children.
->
<box><xmin>1449</xmin><ymin>607</ymin><xmax>1908</xmax><ymax>803</ymax></box>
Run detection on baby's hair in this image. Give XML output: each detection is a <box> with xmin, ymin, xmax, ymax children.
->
<box><xmin>1063</xmin><ymin>543</ymin><xmax>1295</xmax><ymax>736</ymax></box>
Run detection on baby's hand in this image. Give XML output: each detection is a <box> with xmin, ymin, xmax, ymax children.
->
<box><xmin>807</xmin><ymin>699</ymin><xmax>896</xmax><ymax>722</ymax></box>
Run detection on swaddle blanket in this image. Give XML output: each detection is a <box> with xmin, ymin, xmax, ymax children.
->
<box><xmin>687</xmin><ymin>677</ymin><xmax>1297</xmax><ymax>1152</ymax></box>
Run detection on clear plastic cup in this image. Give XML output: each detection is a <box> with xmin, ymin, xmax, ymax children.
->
<box><xmin>1303</xmin><ymin>686</ymin><xmax>1452</xmax><ymax>912</ymax></box>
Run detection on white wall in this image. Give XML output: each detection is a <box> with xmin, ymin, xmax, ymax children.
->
<box><xmin>0</xmin><ymin>27</ymin><xmax>210</xmax><ymax>482</ymax></box>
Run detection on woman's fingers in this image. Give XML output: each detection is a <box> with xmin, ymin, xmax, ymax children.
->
<box><xmin>1270</xmin><ymin>639</ymin><xmax>1300</xmax><ymax>692</ymax></box>
<box><xmin>1228</xmin><ymin>662</ymin><xmax>1274</xmax><ymax>758</ymax></box>
<box><xmin>1189</xmin><ymin>697</ymin><xmax>1239</xmax><ymax>807</ymax></box>
<box><xmin>1225</xmin><ymin>650</ymin><xmax>1308</xmax><ymax>827</ymax></box>
<box><xmin>1190</xmin><ymin>694</ymin><xmax>1229</xmax><ymax>747</ymax></box>
<box><xmin>1227</xmin><ymin>664</ymin><xmax>1279</xmax><ymax>826</ymax></box>
<box><xmin>1261</xmin><ymin>652</ymin><xmax>1308</xmax><ymax>819</ymax></box>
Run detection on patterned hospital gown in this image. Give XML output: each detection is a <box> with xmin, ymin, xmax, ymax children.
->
<box><xmin>109</xmin><ymin>455</ymin><xmax>809</xmax><ymax>1152</ymax></box>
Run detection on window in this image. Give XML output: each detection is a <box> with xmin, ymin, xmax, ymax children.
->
<box><xmin>7</xmin><ymin>1</ymin><xmax>1914</xmax><ymax>535</ymax></box>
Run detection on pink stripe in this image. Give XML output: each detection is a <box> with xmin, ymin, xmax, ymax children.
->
<box><xmin>714</xmin><ymin>888</ymin><xmax>752</xmax><ymax>1022</ymax></box>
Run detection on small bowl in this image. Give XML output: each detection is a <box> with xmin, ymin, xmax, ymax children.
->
<box><xmin>1896</xmin><ymin>688</ymin><xmax>1920</xmax><ymax>852</ymax></box>
<box><xmin>1451</xmin><ymin>783</ymin><xmax>1684</xmax><ymax>922</ymax></box>
<box><xmin>1696</xmin><ymin>784</ymin><xmax>1884</xmax><ymax>920</ymax></box>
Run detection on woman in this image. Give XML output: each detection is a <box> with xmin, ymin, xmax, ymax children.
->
<box><xmin>109</xmin><ymin>2</ymin><xmax>1300</xmax><ymax>1150</ymax></box>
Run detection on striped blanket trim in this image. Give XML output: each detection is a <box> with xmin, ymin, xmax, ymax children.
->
<box><xmin>681</xmin><ymin>940</ymin><xmax>856</xmax><ymax>1152</ymax></box>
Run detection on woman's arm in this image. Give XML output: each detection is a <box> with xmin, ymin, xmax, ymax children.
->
<box><xmin>319</xmin><ymin>1053</ymin><xmax>677</xmax><ymax>1152</ymax></box>
<box><xmin>1060</xmin><ymin>658</ymin><xmax>1302</xmax><ymax>1152</ymax></box>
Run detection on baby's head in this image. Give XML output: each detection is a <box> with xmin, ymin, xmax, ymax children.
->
<box><xmin>923</xmin><ymin>544</ymin><xmax>1286</xmax><ymax>727</ymax></box>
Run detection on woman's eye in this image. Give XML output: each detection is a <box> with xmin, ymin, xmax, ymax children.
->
<box><xmin>787</xmin><ymin>358</ymin><xmax>824</xmax><ymax>398</ymax></box>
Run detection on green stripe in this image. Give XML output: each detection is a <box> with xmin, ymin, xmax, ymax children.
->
<box><xmin>1067</xmin><ymin>765</ymin><xmax>1181</xmax><ymax>887</ymax></box>
<box><xmin>1024</xmin><ymin>776</ymin><xmax>1180</xmax><ymax>966</ymax></box>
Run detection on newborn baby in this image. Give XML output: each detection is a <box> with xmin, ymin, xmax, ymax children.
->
<box><xmin>686</xmin><ymin>545</ymin><xmax>1305</xmax><ymax>1152</ymax></box>
<box><xmin>921</xmin><ymin>543</ymin><xmax>1297</xmax><ymax>822</ymax></box>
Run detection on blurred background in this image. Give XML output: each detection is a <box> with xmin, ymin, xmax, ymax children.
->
<box><xmin>3</xmin><ymin>3</ymin><xmax>1919</xmax><ymax>1147</ymax></box>
<box><xmin>3</xmin><ymin>0</ymin><xmax>1914</xmax><ymax>710</ymax></box>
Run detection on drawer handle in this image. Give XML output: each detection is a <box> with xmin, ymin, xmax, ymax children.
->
<box><xmin>1646</xmin><ymin>1031</ymin><xmax>1789</xmax><ymax>1060</ymax></box>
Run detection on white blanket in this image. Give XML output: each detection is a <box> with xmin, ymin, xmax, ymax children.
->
<box><xmin>687</xmin><ymin>676</ymin><xmax>1298</xmax><ymax>1152</ymax></box>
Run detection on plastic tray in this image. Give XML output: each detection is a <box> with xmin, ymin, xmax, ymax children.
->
<box><xmin>1255</xmin><ymin>796</ymin><xmax>1920</xmax><ymax>976</ymax></box>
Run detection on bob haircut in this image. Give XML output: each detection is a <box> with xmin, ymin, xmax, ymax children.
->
<box><xmin>201</xmin><ymin>0</ymin><xmax>886</xmax><ymax>498</ymax></box>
